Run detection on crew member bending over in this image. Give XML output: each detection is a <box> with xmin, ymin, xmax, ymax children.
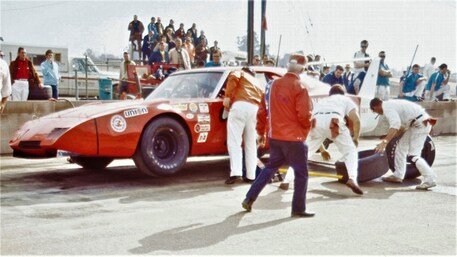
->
<box><xmin>280</xmin><ymin>84</ymin><xmax>363</xmax><ymax>195</ymax></box>
<box><xmin>371</xmin><ymin>98</ymin><xmax>437</xmax><ymax>190</ymax></box>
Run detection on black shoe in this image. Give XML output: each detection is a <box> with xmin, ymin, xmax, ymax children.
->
<box><xmin>346</xmin><ymin>179</ymin><xmax>364</xmax><ymax>195</ymax></box>
<box><xmin>225</xmin><ymin>176</ymin><xmax>243</xmax><ymax>185</ymax></box>
<box><xmin>291</xmin><ymin>211</ymin><xmax>315</xmax><ymax>218</ymax></box>
<box><xmin>242</xmin><ymin>198</ymin><xmax>254</xmax><ymax>212</ymax></box>
<box><xmin>243</xmin><ymin>177</ymin><xmax>255</xmax><ymax>183</ymax></box>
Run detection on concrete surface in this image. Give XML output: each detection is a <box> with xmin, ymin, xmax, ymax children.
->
<box><xmin>1</xmin><ymin>100</ymin><xmax>456</xmax><ymax>154</ymax></box>
<box><xmin>1</xmin><ymin>136</ymin><xmax>456</xmax><ymax>255</ymax></box>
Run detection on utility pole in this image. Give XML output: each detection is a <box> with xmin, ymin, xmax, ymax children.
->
<box><xmin>260</xmin><ymin>0</ymin><xmax>267</xmax><ymax>59</ymax></box>
<box><xmin>247</xmin><ymin>0</ymin><xmax>254</xmax><ymax>65</ymax></box>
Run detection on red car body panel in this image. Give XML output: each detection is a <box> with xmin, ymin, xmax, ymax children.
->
<box><xmin>10</xmin><ymin>66</ymin><xmax>362</xmax><ymax>160</ymax></box>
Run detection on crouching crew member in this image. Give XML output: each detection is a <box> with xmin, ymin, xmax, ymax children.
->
<box><xmin>371</xmin><ymin>98</ymin><xmax>437</xmax><ymax>190</ymax></box>
<box><xmin>224</xmin><ymin>67</ymin><xmax>264</xmax><ymax>184</ymax></box>
<box><xmin>242</xmin><ymin>54</ymin><xmax>315</xmax><ymax>217</ymax></box>
<box><xmin>280</xmin><ymin>84</ymin><xmax>364</xmax><ymax>195</ymax></box>
<box><xmin>399</xmin><ymin>64</ymin><xmax>426</xmax><ymax>102</ymax></box>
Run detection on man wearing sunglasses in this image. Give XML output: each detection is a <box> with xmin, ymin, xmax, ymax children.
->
<box><xmin>353</xmin><ymin>40</ymin><xmax>370</xmax><ymax>79</ymax></box>
<box><xmin>376</xmin><ymin>51</ymin><xmax>393</xmax><ymax>100</ymax></box>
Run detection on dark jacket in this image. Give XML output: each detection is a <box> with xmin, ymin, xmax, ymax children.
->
<box><xmin>9</xmin><ymin>57</ymin><xmax>41</xmax><ymax>87</ymax></box>
<box><xmin>148</xmin><ymin>50</ymin><xmax>169</xmax><ymax>65</ymax></box>
<box><xmin>142</xmin><ymin>35</ymin><xmax>155</xmax><ymax>52</ymax></box>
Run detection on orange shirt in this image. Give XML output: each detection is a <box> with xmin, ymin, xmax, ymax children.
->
<box><xmin>256</xmin><ymin>72</ymin><xmax>312</xmax><ymax>142</ymax></box>
<box><xmin>224</xmin><ymin>71</ymin><xmax>264</xmax><ymax>106</ymax></box>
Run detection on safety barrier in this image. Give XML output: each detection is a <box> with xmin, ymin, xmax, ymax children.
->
<box><xmin>1</xmin><ymin>100</ymin><xmax>455</xmax><ymax>155</ymax></box>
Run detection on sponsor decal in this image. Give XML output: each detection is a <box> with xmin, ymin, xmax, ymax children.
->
<box><xmin>197</xmin><ymin>114</ymin><xmax>211</xmax><ymax>123</ymax></box>
<box><xmin>194</xmin><ymin>123</ymin><xmax>211</xmax><ymax>133</ymax></box>
<box><xmin>197</xmin><ymin>132</ymin><xmax>208</xmax><ymax>143</ymax></box>
<box><xmin>110</xmin><ymin>115</ymin><xmax>127</xmax><ymax>133</ymax></box>
<box><xmin>189</xmin><ymin>103</ymin><xmax>198</xmax><ymax>113</ymax></box>
<box><xmin>198</xmin><ymin>103</ymin><xmax>209</xmax><ymax>113</ymax></box>
<box><xmin>172</xmin><ymin>103</ymin><xmax>188</xmax><ymax>112</ymax></box>
<box><xmin>185</xmin><ymin>113</ymin><xmax>195</xmax><ymax>119</ymax></box>
<box><xmin>124</xmin><ymin>107</ymin><xmax>148</xmax><ymax>118</ymax></box>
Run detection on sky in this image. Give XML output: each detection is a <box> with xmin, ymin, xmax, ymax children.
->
<box><xmin>1</xmin><ymin>0</ymin><xmax>456</xmax><ymax>71</ymax></box>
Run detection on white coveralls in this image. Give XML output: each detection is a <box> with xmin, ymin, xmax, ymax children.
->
<box><xmin>382</xmin><ymin>100</ymin><xmax>437</xmax><ymax>182</ymax></box>
<box><xmin>227</xmin><ymin>101</ymin><xmax>259</xmax><ymax>180</ymax></box>
<box><xmin>0</xmin><ymin>59</ymin><xmax>12</xmax><ymax>100</ymax></box>
<box><xmin>284</xmin><ymin>94</ymin><xmax>359</xmax><ymax>183</ymax></box>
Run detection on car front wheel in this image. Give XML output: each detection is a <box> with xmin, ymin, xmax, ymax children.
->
<box><xmin>133</xmin><ymin>117</ymin><xmax>189</xmax><ymax>176</ymax></box>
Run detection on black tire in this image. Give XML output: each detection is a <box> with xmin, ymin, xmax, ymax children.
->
<box><xmin>336</xmin><ymin>149</ymin><xmax>390</xmax><ymax>183</ymax></box>
<box><xmin>28</xmin><ymin>85</ymin><xmax>52</xmax><ymax>100</ymax></box>
<box><xmin>71</xmin><ymin>156</ymin><xmax>113</xmax><ymax>170</ymax></box>
<box><xmin>385</xmin><ymin>135</ymin><xmax>436</xmax><ymax>179</ymax></box>
<box><xmin>133</xmin><ymin>117</ymin><xmax>189</xmax><ymax>176</ymax></box>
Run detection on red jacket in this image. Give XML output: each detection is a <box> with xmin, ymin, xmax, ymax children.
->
<box><xmin>256</xmin><ymin>72</ymin><xmax>313</xmax><ymax>142</ymax></box>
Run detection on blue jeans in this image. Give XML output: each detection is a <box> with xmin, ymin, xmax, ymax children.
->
<box><xmin>246</xmin><ymin>139</ymin><xmax>309</xmax><ymax>213</ymax></box>
<box><xmin>50</xmin><ymin>85</ymin><xmax>58</xmax><ymax>99</ymax></box>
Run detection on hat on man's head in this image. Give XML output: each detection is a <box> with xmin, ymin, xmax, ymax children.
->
<box><xmin>288</xmin><ymin>53</ymin><xmax>307</xmax><ymax>69</ymax></box>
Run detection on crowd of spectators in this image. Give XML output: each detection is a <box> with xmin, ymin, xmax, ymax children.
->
<box><xmin>303</xmin><ymin>40</ymin><xmax>452</xmax><ymax>102</ymax></box>
<box><xmin>127</xmin><ymin>15</ymin><xmax>222</xmax><ymax>70</ymax></box>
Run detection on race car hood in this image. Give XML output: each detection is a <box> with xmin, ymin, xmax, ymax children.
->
<box><xmin>45</xmin><ymin>99</ymin><xmax>166</xmax><ymax>119</ymax></box>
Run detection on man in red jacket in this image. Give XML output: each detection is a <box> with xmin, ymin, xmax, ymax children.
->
<box><xmin>242</xmin><ymin>54</ymin><xmax>315</xmax><ymax>217</ymax></box>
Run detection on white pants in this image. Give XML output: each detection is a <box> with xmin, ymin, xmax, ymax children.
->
<box><xmin>404</xmin><ymin>81</ymin><xmax>426</xmax><ymax>98</ymax></box>
<box><xmin>284</xmin><ymin>115</ymin><xmax>358</xmax><ymax>183</ymax></box>
<box><xmin>392</xmin><ymin>120</ymin><xmax>436</xmax><ymax>183</ymax></box>
<box><xmin>227</xmin><ymin>101</ymin><xmax>259</xmax><ymax>180</ymax></box>
<box><xmin>376</xmin><ymin>85</ymin><xmax>390</xmax><ymax>100</ymax></box>
<box><xmin>424</xmin><ymin>84</ymin><xmax>450</xmax><ymax>100</ymax></box>
<box><xmin>11</xmin><ymin>80</ymin><xmax>29</xmax><ymax>101</ymax></box>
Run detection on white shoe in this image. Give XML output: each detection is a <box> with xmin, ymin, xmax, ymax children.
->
<box><xmin>416</xmin><ymin>181</ymin><xmax>437</xmax><ymax>190</ymax></box>
<box><xmin>382</xmin><ymin>175</ymin><xmax>403</xmax><ymax>183</ymax></box>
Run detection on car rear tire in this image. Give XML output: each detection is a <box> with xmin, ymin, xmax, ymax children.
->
<box><xmin>133</xmin><ymin>117</ymin><xmax>189</xmax><ymax>176</ymax></box>
<box><xmin>335</xmin><ymin>149</ymin><xmax>390</xmax><ymax>183</ymax></box>
<box><xmin>385</xmin><ymin>135</ymin><xmax>435</xmax><ymax>179</ymax></box>
<box><xmin>71</xmin><ymin>156</ymin><xmax>113</xmax><ymax>170</ymax></box>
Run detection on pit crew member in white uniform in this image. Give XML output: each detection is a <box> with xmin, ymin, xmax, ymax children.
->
<box><xmin>371</xmin><ymin>98</ymin><xmax>437</xmax><ymax>190</ymax></box>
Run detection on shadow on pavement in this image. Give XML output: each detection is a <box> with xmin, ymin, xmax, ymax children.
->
<box><xmin>1</xmin><ymin>158</ymin><xmax>234</xmax><ymax>207</ymax></box>
<box><xmin>129</xmin><ymin>211</ymin><xmax>291</xmax><ymax>253</ymax></box>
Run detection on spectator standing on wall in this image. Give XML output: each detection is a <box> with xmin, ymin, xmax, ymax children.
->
<box><xmin>119</xmin><ymin>52</ymin><xmax>135</xmax><ymax>100</ymax></box>
<box><xmin>423</xmin><ymin>57</ymin><xmax>436</xmax><ymax>80</ymax></box>
<box><xmin>40</xmin><ymin>49</ymin><xmax>60</xmax><ymax>99</ymax></box>
<box><xmin>209</xmin><ymin>40</ymin><xmax>221</xmax><ymax>61</ymax></box>
<box><xmin>9</xmin><ymin>47</ymin><xmax>42</xmax><ymax>101</ymax></box>
<box><xmin>169</xmin><ymin>38</ymin><xmax>191</xmax><ymax>70</ymax></box>
<box><xmin>195</xmin><ymin>40</ymin><xmax>209</xmax><ymax>66</ymax></box>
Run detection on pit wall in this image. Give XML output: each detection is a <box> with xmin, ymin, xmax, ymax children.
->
<box><xmin>1</xmin><ymin>100</ymin><xmax>456</xmax><ymax>154</ymax></box>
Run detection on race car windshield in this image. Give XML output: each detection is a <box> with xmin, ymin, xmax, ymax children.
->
<box><xmin>146</xmin><ymin>72</ymin><xmax>223</xmax><ymax>100</ymax></box>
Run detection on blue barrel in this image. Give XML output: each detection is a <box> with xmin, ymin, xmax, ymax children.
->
<box><xmin>98</xmin><ymin>78</ymin><xmax>113</xmax><ymax>100</ymax></box>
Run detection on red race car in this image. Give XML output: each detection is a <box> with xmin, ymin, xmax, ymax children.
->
<box><xmin>9</xmin><ymin>67</ymin><xmax>284</xmax><ymax>176</ymax></box>
<box><xmin>10</xmin><ymin>61</ymin><xmax>436</xmax><ymax>180</ymax></box>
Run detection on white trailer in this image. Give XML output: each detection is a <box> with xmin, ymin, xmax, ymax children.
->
<box><xmin>1</xmin><ymin>43</ymin><xmax>119</xmax><ymax>98</ymax></box>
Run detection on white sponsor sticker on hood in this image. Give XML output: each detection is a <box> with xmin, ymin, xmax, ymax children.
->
<box><xmin>197</xmin><ymin>114</ymin><xmax>211</xmax><ymax>123</ymax></box>
<box><xmin>124</xmin><ymin>107</ymin><xmax>148</xmax><ymax>118</ymax></box>
<box><xmin>111</xmin><ymin>115</ymin><xmax>127</xmax><ymax>132</ymax></box>
<box><xmin>197</xmin><ymin>132</ymin><xmax>208</xmax><ymax>143</ymax></box>
<box><xmin>194</xmin><ymin>123</ymin><xmax>211</xmax><ymax>133</ymax></box>
<box><xmin>198</xmin><ymin>103</ymin><xmax>209</xmax><ymax>113</ymax></box>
